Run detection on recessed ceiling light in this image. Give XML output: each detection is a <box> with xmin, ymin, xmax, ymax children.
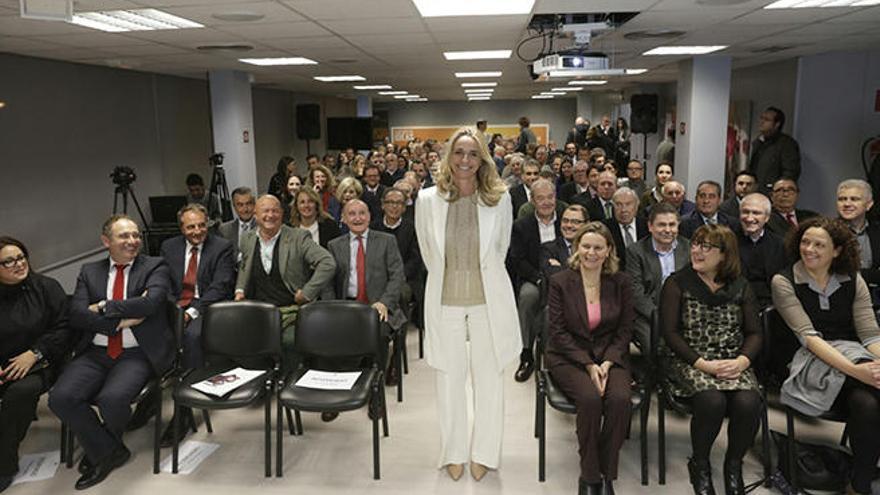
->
<box><xmin>379</xmin><ymin>91</ymin><xmax>407</xmax><ymax>95</ymax></box>
<box><xmin>394</xmin><ymin>94</ymin><xmax>419</xmax><ymax>99</ymax></box>
<box><xmin>239</xmin><ymin>57</ymin><xmax>317</xmax><ymax>66</ymax></box>
<box><xmin>461</xmin><ymin>82</ymin><xmax>497</xmax><ymax>87</ymax></box>
<box><xmin>413</xmin><ymin>0</ymin><xmax>534</xmax><ymax>17</ymax></box>
<box><xmin>568</xmin><ymin>80</ymin><xmax>608</xmax><ymax>85</ymax></box>
<box><xmin>454</xmin><ymin>71</ymin><xmax>503</xmax><ymax>78</ymax></box>
<box><xmin>540</xmin><ymin>92</ymin><xmax>562</xmax><ymax>96</ymax></box>
<box><xmin>643</xmin><ymin>45</ymin><xmax>727</xmax><ymax>55</ymax></box>
<box><xmin>552</xmin><ymin>87</ymin><xmax>583</xmax><ymax>91</ymax></box>
<box><xmin>211</xmin><ymin>11</ymin><xmax>265</xmax><ymax>22</ymax></box>
<box><xmin>0</xmin><ymin>101</ymin><xmax>7</xmax><ymax>108</ymax></box>
<box><xmin>314</xmin><ymin>75</ymin><xmax>366</xmax><ymax>82</ymax></box>
<box><xmin>532</xmin><ymin>95</ymin><xmax>554</xmax><ymax>99</ymax></box>
<box><xmin>765</xmin><ymin>0</ymin><xmax>879</xmax><ymax>7</ymax></box>
<box><xmin>353</xmin><ymin>85</ymin><xmax>393</xmax><ymax>90</ymax></box>
<box><xmin>625</xmin><ymin>69</ymin><xmax>648</xmax><ymax>75</ymax></box>
<box><xmin>464</xmin><ymin>88</ymin><xmax>494</xmax><ymax>93</ymax></box>
<box><xmin>69</xmin><ymin>8</ymin><xmax>203</xmax><ymax>32</ymax></box>
<box><xmin>403</xmin><ymin>95</ymin><xmax>423</xmax><ymax>99</ymax></box>
<box><xmin>468</xmin><ymin>97</ymin><xmax>491</xmax><ymax>101</ymax></box>
<box><xmin>444</xmin><ymin>50</ymin><xmax>512</xmax><ymax>60</ymax></box>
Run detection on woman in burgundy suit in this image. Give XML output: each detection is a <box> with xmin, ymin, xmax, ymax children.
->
<box><xmin>546</xmin><ymin>221</ymin><xmax>634</xmax><ymax>495</ymax></box>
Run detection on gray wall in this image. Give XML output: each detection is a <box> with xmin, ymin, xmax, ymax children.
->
<box><xmin>729</xmin><ymin>58</ymin><xmax>799</xmax><ymax>140</ymax></box>
<box><xmin>377</xmin><ymin>98</ymin><xmax>577</xmax><ymax>145</ymax></box>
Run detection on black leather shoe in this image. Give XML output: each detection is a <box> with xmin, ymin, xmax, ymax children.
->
<box><xmin>722</xmin><ymin>458</ymin><xmax>745</xmax><ymax>495</ymax></box>
<box><xmin>603</xmin><ymin>478</ymin><xmax>615</xmax><ymax>495</ymax></box>
<box><xmin>321</xmin><ymin>412</ymin><xmax>339</xmax><ymax>422</ymax></box>
<box><xmin>77</xmin><ymin>456</ymin><xmax>93</xmax><ymax>475</ymax></box>
<box><xmin>160</xmin><ymin>409</ymin><xmax>195</xmax><ymax>448</ymax></box>
<box><xmin>688</xmin><ymin>457</ymin><xmax>716</xmax><ymax>495</ymax></box>
<box><xmin>514</xmin><ymin>358</ymin><xmax>534</xmax><ymax>382</ymax></box>
<box><xmin>578</xmin><ymin>478</ymin><xmax>604</xmax><ymax>495</ymax></box>
<box><xmin>74</xmin><ymin>445</ymin><xmax>130</xmax><ymax>490</ymax></box>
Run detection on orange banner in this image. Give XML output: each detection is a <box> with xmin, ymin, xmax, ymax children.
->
<box><xmin>391</xmin><ymin>124</ymin><xmax>549</xmax><ymax>148</ymax></box>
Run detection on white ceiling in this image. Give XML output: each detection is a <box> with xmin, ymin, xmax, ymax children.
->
<box><xmin>0</xmin><ymin>0</ymin><xmax>878</xmax><ymax>101</ymax></box>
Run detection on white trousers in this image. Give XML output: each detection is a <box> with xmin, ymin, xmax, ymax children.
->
<box><xmin>434</xmin><ymin>304</ymin><xmax>505</xmax><ymax>468</ymax></box>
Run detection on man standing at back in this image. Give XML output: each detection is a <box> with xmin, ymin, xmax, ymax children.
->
<box><xmin>49</xmin><ymin>215</ymin><xmax>172</xmax><ymax>490</ymax></box>
<box><xmin>218</xmin><ymin>186</ymin><xmax>256</xmax><ymax>261</ymax></box>
<box><xmin>748</xmin><ymin>106</ymin><xmax>801</xmax><ymax>195</ymax></box>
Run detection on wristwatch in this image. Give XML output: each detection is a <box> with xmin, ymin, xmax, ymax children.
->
<box><xmin>97</xmin><ymin>300</ymin><xmax>107</xmax><ymax>315</ymax></box>
<box><xmin>31</xmin><ymin>348</ymin><xmax>45</xmax><ymax>363</ymax></box>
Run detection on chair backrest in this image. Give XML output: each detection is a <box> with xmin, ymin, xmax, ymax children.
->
<box><xmin>202</xmin><ymin>301</ymin><xmax>282</xmax><ymax>359</ymax></box>
<box><xmin>166</xmin><ymin>300</ymin><xmax>185</xmax><ymax>350</ymax></box>
<box><xmin>294</xmin><ymin>301</ymin><xmax>381</xmax><ymax>361</ymax></box>
<box><xmin>762</xmin><ymin>305</ymin><xmax>802</xmax><ymax>389</ymax></box>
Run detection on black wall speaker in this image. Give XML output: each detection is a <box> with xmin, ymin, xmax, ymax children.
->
<box><xmin>296</xmin><ymin>104</ymin><xmax>321</xmax><ymax>140</ymax></box>
<box><xmin>630</xmin><ymin>94</ymin><xmax>658</xmax><ymax>135</ymax></box>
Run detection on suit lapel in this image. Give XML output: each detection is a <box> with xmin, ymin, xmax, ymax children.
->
<box><xmin>477</xmin><ymin>200</ymin><xmax>492</xmax><ymax>262</ymax></box>
<box><xmin>340</xmin><ymin>235</ymin><xmax>352</xmax><ymax>293</ymax></box>
<box><xmin>126</xmin><ymin>256</ymin><xmax>143</xmax><ymax>297</ymax></box>
<box><xmin>570</xmin><ymin>273</ymin><xmax>590</xmax><ymax>335</ymax></box>
<box><xmin>278</xmin><ymin>227</ymin><xmax>290</xmax><ymax>275</ymax></box>
<box><xmin>433</xmin><ymin>192</ymin><xmax>449</xmax><ymax>262</ymax></box>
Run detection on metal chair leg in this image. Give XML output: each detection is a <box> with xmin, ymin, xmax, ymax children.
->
<box><xmin>276</xmin><ymin>399</ymin><xmax>283</xmax><ymax>477</ymax></box>
<box><xmin>761</xmin><ymin>399</ymin><xmax>771</xmax><ymax>487</ymax></box>
<box><xmin>264</xmin><ymin>382</ymin><xmax>272</xmax><ymax>478</ymax></box>
<box><xmin>640</xmin><ymin>393</ymin><xmax>650</xmax><ymax>485</ymax></box>
<box><xmin>201</xmin><ymin>410</ymin><xmax>213</xmax><ymax>433</ymax></box>
<box><xmin>285</xmin><ymin>407</ymin><xmax>295</xmax><ymax>436</ymax></box>
<box><xmin>786</xmin><ymin>409</ymin><xmax>798</xmax><ymax>491</ymax></box>
<box><xmin>658</xmin><ymin>393</ymin><xmax>666</xmax><ymax>485</ymax></box>
<box><xmin>418</xmin><ymin>326</ymin><xmax>424</xmax><ymax>359</ymax></box>
<box><xmin>172</xmin><ymin>403</ymin><xmax>180</xmax><ymax>474</ymax></box>
<box><xmin>401</xmin><ymin>329</ymin><xmax>409</xmax><ymax>375</ymax></box>
<box><xmin>381</xmin><ymin>385</ymin><xmax>389</xmax><ymax>438</ymax></box>
<box><xmin>60</xmin><ymin>423</ymin><xmax>68</xmax><ymax>465</ymax></box>
<box><xmin>372</xmin><ymin>384</ymin><xmax>381</xmax><ymax>480</ymax></box>
<box><xmin>396</xmin><ymin>334</ymin><xmax>404</xmax><ymax>403</ymax></box>
<box><xmin>153</xmin><ymin>393</ymin><xmax>162</xmax><ymax>474</ymax></box>
<box><xmin>537</xmin><ymin>380</ymin><xmax>546</xmax><ymax>482</ymax></box>
<box><xmin>295</xmin><ymin>410</ymin><xmax>303</xmax><ymax>436</ymax></box>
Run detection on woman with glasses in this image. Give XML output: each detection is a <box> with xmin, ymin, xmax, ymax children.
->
<box><xmin>0</xmin><ymin>237</ymin><xmax>70</xmax><ymax>492</ymax></box>
<box><xmin>660</xmin><ymin>224</ymin><xmax>763</xmax><ymax>495</ymax></box>
<box><xmin>771</xmin><ymin>217</ymin><xmax>880</xmax><ymax>495</ymax></box>
<box><xmin>546</xmin><ymin>222</ymin><xmax>634</xmax><ymax>495</ymax></box>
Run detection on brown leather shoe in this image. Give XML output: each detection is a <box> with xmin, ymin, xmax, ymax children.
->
<box><xmin>470</xmin><ymin>462</ymin><xmax>489</xmax><ymax>481</ymax></box>
<box><xmin>445</xmin><ymin>463</ymin><xmax>464</xmax><ymax>481</ymax></box>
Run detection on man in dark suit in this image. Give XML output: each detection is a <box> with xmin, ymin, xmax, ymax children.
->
<box><xmin>158</xmin><ymin>203</ymin><xmax>236</xmax><ymax>445</ymax></box>
<box><xmin>837</xmin><ymin>179</ymin><xmax>880</xmax><ymax>288</ymax></box>
<box><xmin>580</xmin><ymin>170</ymin><xmax>617</xmax><ymax>222</ymax></box>
<box><xmin>541</xmin><ymin>204</ymin><xmax>589</xmax><ymax>280</ymax></box>
<box><xmin>748</xmin><ymin>106</ymin><xmax>801</xmax><ymax>195</ymax></box>
<box><xmin>217</xmin><ymin>186</ymin><xmax>256</xmax><ymax>261</ymax></box>
<box><xmin>510</xmin><ymin>179</ymin><xmax>561</xmax><ymax>382</ymax></box>
<box><xmin>509</xmin><ymin>160</ymin><xmax>541</xmax><ymax>222</ymax></box>
<box><xmin>371</xmin><ymin>188</ymin><xmax>424</xmax><ymax>331</ymax></box>
<box><xmin>410</xmin><ymin>159</ymin><xmax>433</xmax><ymax>189</ymax></box>
<box><xmin>657</xmin><ymin>180</ymin><xmax>696</xmax><ymax>218</ymax></box>
<box><xmin>49</xmin><ymin>215</ymin><xmax>173</xmax><ymax>490</ymax></box>
<box><xmin>625</xmin><ymin>203</ymin><xmax>691</xmax><ymax>351</ymax></box>
<box><xmin>558</xmin><ymin>160</ymin><xmax>592</xmax><ymax>206</ymax></box>
<box><xmin>719</xmin><ymin>171</ymin><xmax>757</xmax><ymax>219</ymax></box>
<box><xmin>380</xmin><ymin>152</ymin><xmax>405</xmax><ymax>187</ymax></box>
<box><xmin>603</xmin><ymin>187</ymin><xmax>648</xmax><ymax>272</ymax></box>
<box><xmin>360</xmin><ymin>164</ymin><xmax>386</xmax><ymax>221</ymax></box>
<box><xmin>679</xmin><ymin>180</ymin><xmax>738</xmax><ymax>239</ymax></box>
<box><xmin>324</xmin><ymin>200</ymin><xmax>405</xmax><ymax>410</ymax></box>
<box><xmin>737</xmin><ymin>193</ymin><xmax>787</xmax><ymax>308</ymax></box>
<box><xmin>765</xmin><ymin>178</ymin><xmax>819</xmax><ymax>237</ymax></box>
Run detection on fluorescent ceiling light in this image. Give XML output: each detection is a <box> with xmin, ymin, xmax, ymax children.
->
<box><xmin>394</xmin><ymin>94</ymin><xmax>419</xmax><ymax>99</ymax></box>
<box><xmin>444</xmin><ymin>50</ymin><xmax>511</xmax><ymax>60</ymax></box>
<box><xmin>455</xmin><ymin>71</ymin><xmax>503</xmax><ymax>78</ymax></box>
<box><xmin>408</xmin><ymin>98</ymin><xmax>429</xmax><ymax>102</ymax></box>
<box><xmin>379</xmin><ymin>91</ymin><xmax>407</xmax><ymax>95</ymax></box>
<box><xmin>353</xmin><ymin>85</ymin><xmax>392</xmax><ymax>90</ymax></box>
<box><xmin>765</xmin><ymin>0</ymin><xmax>879</xmax><ymax>7</ymax></box>
<box><xmin>552</xmin><ymin>87</ymin><xmax>582</xmax><ymax>91</ymax></box>
<box><xmin>413</xmin><ymin>0</ymin><xmax>534</xmax><ymax>17</ymax></box>
<box><xmin>568</xmin><ymin>80</ymin><xmax>608</xmax><ymax>85</ymax></box>
<box><xmin>403</xmin><ymin>95</ymin><xmax>423</xmax><ymax>99</ymax></box>
<box><xmin>314</xmin><ymin>75</ymin><xmax>366</xmax><ymax>82</ymax></box>
<box><xmin>461</xmin><ymin>82</ymin><xmax>497</xmax><ymax>87</ymax></box>
<box><xmin>464</xmin><ymin>88</ymin><xmax>494</xmax><ymax>93</ymax></box>
<box><xmin>239</xmin><ymin>57</ymin><xmax>317</xmax><ymax>66</ymax></box>
<box><xmin>69</xmin><ymin>8</ymin><xmax>203</xmax><ymax>32</ymax></box>
<box><xmin>468</xmin><ymin>97</ymin><xmax>491</xmax><ymax>101</ymax></box>
<box><xmin>532</xmin><ymin>95</ymin><xmax>554</xmax><ymax>99</ymax></box>
<box><xmin>643</xmin><ymin>45</ymin><xmax>727</xmax><ymax>55</ymax></box>
<box><xmin>626</xmin><ymin>69</ymin><xmax>649</xmax><ymax>75</ymax></box>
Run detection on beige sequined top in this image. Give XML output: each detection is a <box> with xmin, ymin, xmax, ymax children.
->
<box><xmin>441</xmin><ymin>194</ymin><xmax>486</xmax><ymax>306</ymax></box>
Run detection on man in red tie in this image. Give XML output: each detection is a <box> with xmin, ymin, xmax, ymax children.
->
<box><xmin>158</xmin><ymin>204</ymin><xmax>235</xmax><ymax>446</ymax></box>
<box><xmin>49</xmin><ymin>215</ymin><xmax>172</xmax><ymax>490</ymax></box>
<box><xmin>766</xmin><ymin>178</ymin><xmax>819</xmax><ymax>237</ymax></box>
<box><xmin>323</xmin><ymin>200</ymin><xmax>406</xmax><ymax>419</ymax></box>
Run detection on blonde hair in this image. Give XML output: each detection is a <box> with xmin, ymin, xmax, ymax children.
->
<box><xmin>335</xmin><ymin>176</ymin><xmax>363</xmax><ymax>203</ymax></box>
<box><xmin>567</xmin><ymin>221</ymin><xmax>619</xmax><ymax>274</ymax></box>
<box><xmin>435</xmin><ymin>126</ymin><xmax>506</xmax><ymax>206</ymax></box>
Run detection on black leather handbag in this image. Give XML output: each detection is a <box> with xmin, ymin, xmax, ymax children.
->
<box><xmin>771</xmin><ymin>430</ymin><xmax>852</xmax><ymax>493</ymax></box>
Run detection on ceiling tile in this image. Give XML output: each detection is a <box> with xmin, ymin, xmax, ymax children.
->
<box><xmin>30</xmin><ymin>32</ymin><xmax>153</xmax><ymax>48</ymax></box>
<box><xmin>214</xmin><ymin>21</ymin><xmax>331</xmax><ymax>39</ymax></box>
<box><xmin>344</xmin><ymin>32</ymin><xmax>435</xmax><ymax>48</ymax></box>
<box><xmin>0</xmin><ymin>16</ymin><xmax>89</xmax><ymax>36</ymax></box>
<box><xmin>424</xmin><ymin>15</ymin><xmax>529</xmax><ymax>33</ymax></box>
<box><xmin>825</xmin><ymin>6</ymin><xmax>880</xmax><ymax>23</ymax></box>
<box><xmin>321</xmin><ymin>17</ymin><xmax>425</xmax><ymax>36</ymax></box>
<box><xmin>535</xmin><ymin>0</ymin><xmax>656</xmax><ymax>13</ymax></box>
<box><xmin>161</xmin><ymin>1</ymin><xmax>305</xmax><ymax>26</ymax></box>
<box><xmin>728</xmin><ymin>8</ymin><xmax>835</xmax><ymax>25</ymax></box>
<box><xmin>72</xmin><ymin>0</ymin><xmax>142</xmax><ymax>10</ymax></box>
<box><xmin>279</xmin><ymin>0</ymin><xmax>419</xmax><ymax>21</ymax></box>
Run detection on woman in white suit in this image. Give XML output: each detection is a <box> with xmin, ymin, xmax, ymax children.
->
<box><xmin>415</xmin><ymin>127</ymin><xmax>522</xmax><ymax>481</ymax></box>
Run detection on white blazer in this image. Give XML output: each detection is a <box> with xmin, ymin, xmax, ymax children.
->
<box><xmin>415</xmin><ymin>186</ymin><xmax>523</xmax><ymax>373</ymax></box>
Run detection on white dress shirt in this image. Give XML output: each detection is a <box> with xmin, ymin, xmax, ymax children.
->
<box><xmin>258</xmin><ymin>230</ymin><xmax>282</xmax><ymax>274</ymax></box>
<box><xmin>536</xmin><ymin>213</ymin><xmax>557</xmax><ymax>244</ymax></box>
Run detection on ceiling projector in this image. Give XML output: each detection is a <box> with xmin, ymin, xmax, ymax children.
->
<box><xmin>532</xmin><ymin>52</ymin><xmax>626</xmax><ymax>77</ymax></box>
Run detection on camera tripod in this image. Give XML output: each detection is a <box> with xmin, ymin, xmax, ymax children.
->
<box><xmin>209</xmin><ymin>162</ymin><xmax>233</xmax><ymax>223</ymax></box>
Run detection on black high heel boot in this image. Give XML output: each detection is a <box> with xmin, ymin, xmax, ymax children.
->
<box><xmin>688</xmin><ymin>457</ymin><xmax>716</xmax><ymax>495</ymax></box>
<box><xmin>603</xmin><ymin>477</ymin><xmax>615</xmax><ymax>495</ymax></box>
<box><xmin>577</xmin><ymin>478</ymin><xmax>603</xmax><ymax>495</ymax></box>
<box><xmin>722</xmin><ymin>458</ymin><xmax>745</xmax><ymax>495</ymax></box>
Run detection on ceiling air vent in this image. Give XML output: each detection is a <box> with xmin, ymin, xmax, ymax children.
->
<box><xmin>624</xmin><ymin>30</ymin><xmax>686</xmax><ymax>40</ymax></box>
<box><xmin>196</xmin><ymin>43</ymin><xmax>255</xmax><ymax>52</ymax></box>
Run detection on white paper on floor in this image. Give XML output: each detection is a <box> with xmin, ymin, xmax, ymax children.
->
<box><xmin>160</xmin><ymin>441</ymin><xmax>220</xmax><ymax>475</ymax></box>
<box><xmin>13</xmin><ymin>450</ymin><xmax>60</xmax><ymax>485</ymax></box>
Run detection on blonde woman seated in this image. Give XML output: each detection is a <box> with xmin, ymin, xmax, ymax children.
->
<box><xmin>335</xmin><ymin>177</ymin><xmax>363</xmax><ymax>226</ymax></box>
<box><xmin>546</xmin><ymin>222</ymin><xmax>634</xmax><ymax>495</ymax></box>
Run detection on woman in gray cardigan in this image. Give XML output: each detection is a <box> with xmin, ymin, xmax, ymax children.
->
<box><xmin>771</xmin><ymin>216</ymin><xmax>880</xmax><ymax>495</ymax></box>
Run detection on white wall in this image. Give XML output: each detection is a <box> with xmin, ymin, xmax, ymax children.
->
<box><xmin>793</xmin><ymin>50</ymin><xmax>880</xmax><ymax>215</ymax></box>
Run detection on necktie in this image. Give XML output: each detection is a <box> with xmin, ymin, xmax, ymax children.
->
<box><xmin>623</xmin><ymin>225</ymin><xmax>635</xmax><ymax>247</ymax></box>
<box><xmin>785</xmin><ymin>212</ymin><xmax>797</xmax><ymax>228</ymax></box>
<box><xmin>356</xmin><ymin>236</ymin><xmax>368</xmax><ymax>303</ymax></box>
<box><xmin>239</xmin><ymin>222</ymin><xmax>250</xmax><ymax>247</ymax></box>
<box><xmin>604</xmin><ymin>202</ymin><xmax>613</xmax><ymax>219</ymax></box>
<box><xmin>108</xmin><ymin>264</ymin><xmax>126</xmax><ymax>359</ymax></box>
<box><xmin>178</xmin><ymin>246</ymin><xmax>199</xmax><ymax>308</ymax></box>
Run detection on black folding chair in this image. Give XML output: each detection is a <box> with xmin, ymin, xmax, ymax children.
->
<box><xmin>275</xmin><ymin>301</ymin><xmax>388</xmax><ymax>479</ymax></box>
<box><xmin>171</xmin><ymin>301</ymin><xmax>281</xmax><ymax>477</ymax></box>
<box><xmin>655</xmin><ymin>307</ymin><xmax>772</xmax><ymax>491</ymax></box>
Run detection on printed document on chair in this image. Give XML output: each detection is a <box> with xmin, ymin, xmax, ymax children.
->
<box><xmin>191</xmin><ymin>367</ymin><xmax>266</xmax><ymax>397</ymax></box>
<box><xmin>295</xmin><ymin>370</ymin><xmax>362</xmax><ymax>390</ymax></box>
